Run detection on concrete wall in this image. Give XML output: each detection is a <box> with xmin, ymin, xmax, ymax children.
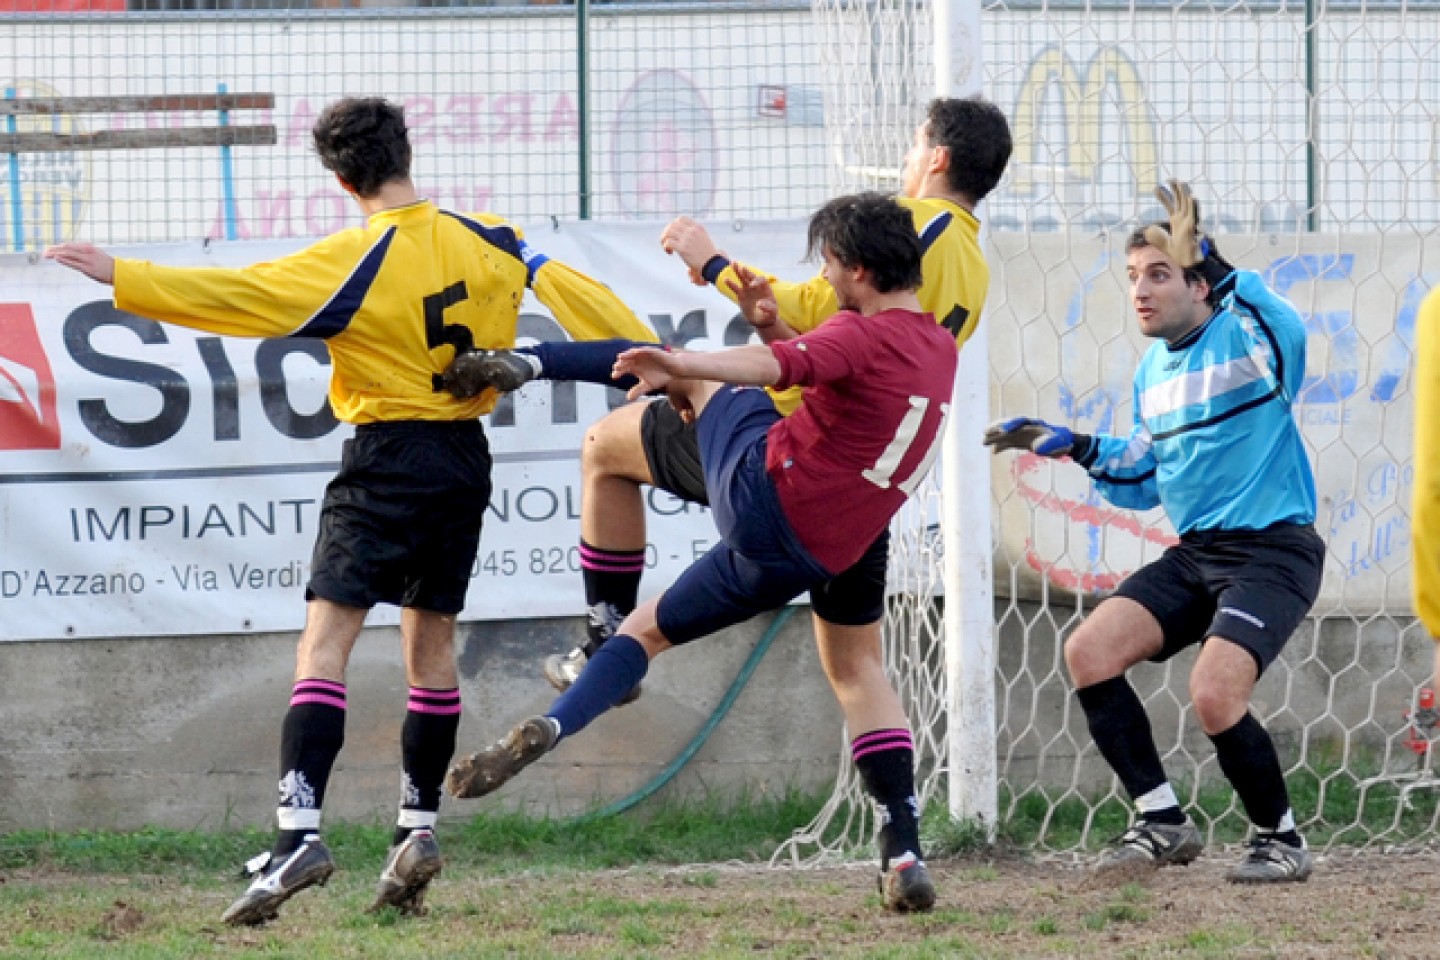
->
<box><xmin>3</xmin><ymin>598</ymin><xmax>1426</xmax><ymax>834</ymax></box>
<box><xmin>0</xmin><ymin>610</ymin><xmax>843</xmax><ymax>833</ymax></box>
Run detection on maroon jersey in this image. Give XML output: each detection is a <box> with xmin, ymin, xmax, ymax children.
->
<box><xmin>766</xmin><ymin>307</ymin><xmax>958</xmax><ymax>573</ymax></box>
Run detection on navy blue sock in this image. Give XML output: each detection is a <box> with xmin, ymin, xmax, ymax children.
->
<box><xmin>527</xmin><ymin>340</ymin><xmax>644</xmax><ymax>391</ymax></box>
<box><xmin>546</xmin><ymin>633</ymin><xmax>650</xmax><ymax>740</ymax></box>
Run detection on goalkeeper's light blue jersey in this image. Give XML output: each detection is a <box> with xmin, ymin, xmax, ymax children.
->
<box><xmin>1074</xmin><ymin>269</ymin><xmax>1316</xmax><ymax>534</ymax></box>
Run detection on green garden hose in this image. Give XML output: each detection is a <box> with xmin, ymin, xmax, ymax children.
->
<box><xmin>570</xmin><ymin>605</ymin><xmax>798</xmax><ymax>824</ymax></box>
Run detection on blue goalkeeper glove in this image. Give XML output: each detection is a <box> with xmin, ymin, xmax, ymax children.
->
<box><xmin>983</xmin><ymin>417</ymin><xmax>1094</xmax><ymax>460</ymax></box>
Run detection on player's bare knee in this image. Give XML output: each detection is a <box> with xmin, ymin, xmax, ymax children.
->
<box><xmin>582</xmin><ymin>405</ymin><xmax>648</xmax><ymax>479</ymax></box>
<box><xmin>1063</xmin><ymin>629</ymin><xmax>1110</xmax><ymax>688</ymax></box>
<box><xmin>1189</xmin><ymin>674</ymin><xmax>1248</xmax><ymax>734</ymax></box>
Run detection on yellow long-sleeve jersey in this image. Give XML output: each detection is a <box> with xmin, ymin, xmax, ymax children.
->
<box><xmin>1414</xmin><ymin>286</ymin><xmax>1440</xmax><ymax>638</ymax></box>
<box><xmin>712</xmin><ymin>196</ymin><xmax>988</xmax><ymax>415</ymax></box>
<box><xmin>114</xmin><ymin>201</ymin><xmax>655</xmax><ymax>424</ymax></box>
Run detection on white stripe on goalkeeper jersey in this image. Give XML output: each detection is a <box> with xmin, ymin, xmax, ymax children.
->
<box><xmin>1139</xmin><ymin>345</ymin><xmax>1273</xmax><ymax>421</ymax></box>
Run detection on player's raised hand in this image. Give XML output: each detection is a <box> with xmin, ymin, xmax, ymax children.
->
<box><xmin>724</xmin><ymin>263</ymin><xmax>779</xmax><ymax>330</ymax></box>
<box><xmin>660</xmin><ymin>217</ymin><xmax>722</xmax><ymax>284</ymax></box>
<box><xmin>1142</xmin><ymin>180</ymin><xmax>1207</xmax><ymax>269</ymax></box>
<box><xmin>614</xmin><ymin>346</ymin><xmax>680</xmax><ymax>400</ymax></box>
<box><xmin>1143</xmin><ymin>179</ymin><xmax>1235</xmax><ymax>291</ymax></box>
<box><xmin>44</xmin><ymin>242</ymin><xmax>116</xmax><ymax>285</ymax></box>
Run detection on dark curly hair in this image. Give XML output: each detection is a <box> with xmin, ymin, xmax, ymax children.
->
<box><xmin>312</xmin><ymin>98</ymin><xmax>412</xmax><ymax>197</ymax></box>
<box><xmin>806</xmin><ymin>192</ymin><xmax>923</xmax><ymax>294</ymax></box>
<box><xmin>925</xmin><ymin>96</ymin><xmax>1012</xmax><ymax>204</ymax></box>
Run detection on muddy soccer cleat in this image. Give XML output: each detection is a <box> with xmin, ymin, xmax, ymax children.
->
<box><xmin>1226</xmin><ymin>835</ymin><xmax>1313</xmax><ymax>883</ymax></box>
<box><xmin>367</xmin><ymin>827</ymin><xmax>444</xmax><ymax>915</ymax></box>
<box><xmin>222</xmin><ymin>834</ymin><xmax>335</xmax><ymax>926</ymax></box>
<box><xmin>440</xmin><ymin>349</ymin><xmax>539</xmax><ymax>398</ymax></box>
<box><xmin>1092</xmin><ymin>819</ymin><xmax>1203</xmax><ymax>877</ymax></box>
<box><xmin>879</xmin><ymin>851</ymin><xmax>936</xmax><ymax>912</ymax></box>
<box><xmin>446</xmin><ymin>716</ymin><xmax>560</xmax><ymax>799</ymax></box>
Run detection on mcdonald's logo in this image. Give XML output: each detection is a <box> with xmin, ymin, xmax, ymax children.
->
<box><xmin>1011</xmin><ymin>46</ymin><xmax>1159</xmax><ymax>198</ymax></box>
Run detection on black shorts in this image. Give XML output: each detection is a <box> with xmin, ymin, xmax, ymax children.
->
<box><xmin>640</xmin><ymin>398</ymin><xmax>708</xmax><ymax>505</ymax></box>
<box><xmin>810</xmin><ymin>530</ymin><xmax>890</xmax><ymax>626</ymax></box>
<box><xmin>641</xmin><ymin>396</ymin><xmax>888</xmax><ymax>626</ymax></box>
<box><xmin>307</xmin><ymin>420</ymin><xmax>493</xmax><ymax>614</ymax></box>
<box><xmin>1114</xmin><ymin>522</ymin><xmax>1325</xmax><ymax>674</ymax></box>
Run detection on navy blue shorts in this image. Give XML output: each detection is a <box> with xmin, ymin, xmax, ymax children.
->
<box><xmin>1115</xmin><ymin>522</ymin><xmax>1325</xmax><ymax>674</ymax></box>
<box><xmin>642</xmin><ymin>394</ymin><xmax>889</xmax><ymax>627</ymax></box>
<box><xmin>656</xmin><ymin>387</ymin><xmax>831</xmax><ymax>644</ymax></box>
<box><xmin>307</xmin><ymin>419</ymin><xmax>492</xmax><ymax>614</ymax></box>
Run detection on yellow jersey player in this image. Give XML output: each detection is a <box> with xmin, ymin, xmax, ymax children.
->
<box><xmin>46</xmin><ymin>96</ymin><xmax>654</xmax><ymax>926</ymax></box>
<box><xmin>1414</xmin><ymin>287</ymin><xmax>1440</xmax><ymax>689</ymax></box>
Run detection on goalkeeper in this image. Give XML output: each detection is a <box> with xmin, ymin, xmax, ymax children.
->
<box><xmin>986</xmin><ymin>181</ymin><xmax>1323</xmax><ymax>884</ymax></box>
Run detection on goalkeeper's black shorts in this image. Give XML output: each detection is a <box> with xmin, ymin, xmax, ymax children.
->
<box><xmin>640</xmin><ymin>397</ymin><xmax>888</xmax><ymax>628</ymax></box>
<box><xmin>1115</xmin><ymin>521</ymin><xmax>1325</xmax><ymax>675</ymax></box>
<box><xmin>306</xmin><ymin>419</ymin><xmax>492</xmax><ymax>614</ymax></box>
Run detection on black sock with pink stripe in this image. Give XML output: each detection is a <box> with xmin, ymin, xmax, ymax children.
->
<box><xmin>578</xmin><ymin>540</ymin><xmax>646</xmax><ymax>656</ymax></box>
<box><xmin>273</xmin><ymin>678</ymin><xmax>347</xmax><ymax>860</ymax></box>
<box><xmin>395</xmin><ymin>687</ymin><xmax>462</xmax><ymax>845</ymax></box>
<box><xmin>851</xmin><ymin>728</ymin><xmax>923</xmax><ymax>867</ymax></box>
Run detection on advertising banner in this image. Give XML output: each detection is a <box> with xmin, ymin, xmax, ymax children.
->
<box><xmin>0</xmin><ymin>218</ymin><xmax>814</xmax><ymax>640</ymax></box>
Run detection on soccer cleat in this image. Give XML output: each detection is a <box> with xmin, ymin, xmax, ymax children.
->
<box><xmin>1091</xmin><ymin>819</ymin><xmax>1204</xmax><ymax>876</ymax></box>
<box><xmin>367</xmin><ymin>828</ymin><xmax>444</xmax><ymax>915</ymax></box>
<box><xmin>222</xmin><ymin>834</ymin><xmax>335</xmax><ymax>926</ymax></box>
<box><xmin>440</xmin><ymin>349</ymin><xmax>537</xmax><ymax>399</ymax></box>
<box><xmin>878</xmin><ymin>852</ymin><xmax>936</xmax><ymax>912</ymax></box>
<box><xmin>1226</xmin><ymin>835</ymin><xmax>1313</xmax><ymax>883</ymax></box>
<box><xmin>446</xmin><ymin>716</ymin><xmax>560</xmax><ymax>799</ymax></box>
<box><xmin>543</xmin><ymin>645</ymin><xmax>642</xmax><ymax>705</ymax></box>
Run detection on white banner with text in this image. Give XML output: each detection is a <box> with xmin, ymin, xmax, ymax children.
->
<box><xmin>0</xmin><ymin>219</ymin><xmax>814</xmax><ymax>640</ymax></box>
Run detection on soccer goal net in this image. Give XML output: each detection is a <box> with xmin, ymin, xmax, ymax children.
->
<box><xmin>777</xmin><ymin>0</ymin><xmax>1440</xmax><ymax>867</ymax></box>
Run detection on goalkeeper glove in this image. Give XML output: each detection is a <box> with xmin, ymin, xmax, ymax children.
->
<box><xmin>1142</xmin><ymin>179</ymin><xmax>1234</xmax><ymax>291</ymax></box>
<box><xmin>983</xmin><ymin>417</ymin><xmax>1096</xmax><ymax>462</ymax></box>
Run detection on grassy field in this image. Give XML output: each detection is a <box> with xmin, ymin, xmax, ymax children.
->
<box><xmin>4</xmin><ymin>791</ymin><xmax>1440</xmax><ymax>958</ymax></box>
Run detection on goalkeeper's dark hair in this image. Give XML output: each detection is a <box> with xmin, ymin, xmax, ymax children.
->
<box><xmin>806</xmin><ymin>192</ymin><xmax>923</xmax><ymax>294</ymax></box>
<box><xmin>925</xmin><ymin>95</ymin><xmax>1012</xmax><ymax>203</ymax></box>
<box><xmin>1126</xmin><ymin>225</ymin><xmax>1224</xmax><ymax>307</ymax></box>
<box><xmin>313</xmin><ymin>98</ymin><xmax>412</xmax><ymax>198</ymax></box>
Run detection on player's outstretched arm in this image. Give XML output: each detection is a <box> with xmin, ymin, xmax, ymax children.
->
<box><xmin>521</xmin><ymin>236</ymin><xmax>657</xmax><ymax>344</ymax></box>
<box><xmin>614</xmin><ymin>343</ymin><xmax>781</xmax><ymax>400</ymax></box>
<box><xmin>613</xmin><ymin>347</ymin><xmax>682</xmax><ymax>398</ymax></box>
<box><xmin>44</xmin><ymin>242</ymin><xmax>116</xmax><ymax>285</ymax></box>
